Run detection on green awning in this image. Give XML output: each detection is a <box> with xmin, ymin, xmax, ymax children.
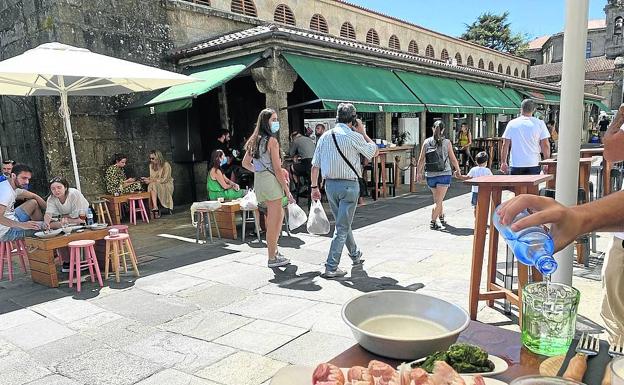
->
<box><xmin>394</xmin><ymin>71</ymin><xmax>483</xmax><ymax>114</ymax></box>
<box><xmin>457</xmin><ymin>81</ymin><xmax>519</xmax><ymax>115</ymax></box>
<box><xmin>500</xmin><ymin>88</ymin><xmax>524</xmax><ymax>107</ymax></box>
<box><xmin>518</xmin><ymin>90</ymin><xmax>561</xmax><ymax>104</ymax></box>
<box><xmin>587</xmin><ymin>99</ymin><xmax>611</xmax><ymax>112</ymax></box>
<box><xmin>120</xmin><ymin>54</ymin><xmax>260</xmax><ymax>116</ymax></box>
<box><xmin>283</xmin><ymin>53</ymin><xmax>424</xmax><ymax>113</ymax></box>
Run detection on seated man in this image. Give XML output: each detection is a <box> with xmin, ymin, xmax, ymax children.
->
<box><xmin>1</xmin><ymin>160</ymin><xmax>15</xmax><ymax>177</ymax></box>
<box><xmin>289</xmin><ymin>130</ymin><xmax>315</xmax><ymax>195</ymax></box>
<box><xmin>0</xmin><ymin>164</ymin><xmax>45</xmax><ymax>242</ymax></box>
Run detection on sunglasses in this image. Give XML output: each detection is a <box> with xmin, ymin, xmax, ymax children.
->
<box><xmin>49</xmin><ymin>177</ymin><xmax>63</xmax><ymax>184</ymax></box>
<box><xmin>2</xmin><ymin>160</ymin><xmax>13</xmax><ymax>165</ymax></box>
<box><xmin>149</xmin><ymin>157</ymin><xmax>156</xmax><ymax>160</ymax></box>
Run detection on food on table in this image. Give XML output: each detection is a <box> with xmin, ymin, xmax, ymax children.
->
<box><xmin>413</xmin><ymin>343</ymin><xmax>495</xmax><ymax>373</ymax></box>
<box><xmin>312</xmin><ymin>360</ymin><xmax>485</xmax><ymax>385</ymax></box>
<box><xmin>358</xmin><ymin>315</ymin><xmax>449</xmax><ymax>339</ymax></box>
<box><xmin>562</xmin><ymin>353</ymin><xmax>587</xmax><ymax>383</ymax></box>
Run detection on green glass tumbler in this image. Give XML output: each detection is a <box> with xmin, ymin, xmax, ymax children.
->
<box><xmin>521</xmin><ymin>282</ymin><xmax>580</xmax><ymax>356</ymax></box>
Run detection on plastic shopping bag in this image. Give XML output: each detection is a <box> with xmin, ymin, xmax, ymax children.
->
<box><xmin>306</xmin><ymin>200</ymin><xmax>330</xmax><ymax>235</ymax></box>
<box><xmin>239</xmin><ymin>189</ymin><xmax>258</xmax><ymax>210</ymax></box>
<box><xmin>287</xmin><ymin>202</ymin><xmax>307</xmax><ymax>230</ymax></box>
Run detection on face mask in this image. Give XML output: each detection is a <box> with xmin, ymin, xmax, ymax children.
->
<box><xmin>220</xmin><ymin>157</ymin><xmax>227</xmax><ymax>167</ymax></box>
<box><xmin>270</xmin><ymin>121</ymin><xmax>280</xmax><ymax>133</ymax></box>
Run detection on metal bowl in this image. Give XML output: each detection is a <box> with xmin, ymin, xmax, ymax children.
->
<box><xmin>341</xmin><ymin>290</ymin><xmax>470</xmax><ymax>360</ymax></box>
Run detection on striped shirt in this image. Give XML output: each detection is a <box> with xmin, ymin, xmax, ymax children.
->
<box><xmin>312</xmin><ymin>123</ymin><xmax>378</xmax><ymax>180</ymax></box>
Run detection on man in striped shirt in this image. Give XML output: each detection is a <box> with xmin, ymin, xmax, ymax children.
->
<box><xmin>311</xmin><ymin>103</ymin><xmax>378</xmax><ymax>278</ymax></box>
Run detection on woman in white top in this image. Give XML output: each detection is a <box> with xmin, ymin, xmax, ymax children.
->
<box><xmin>44</xmin><ymin>177</ymin><xmax>90</xmax><ymax>229</ymax></box>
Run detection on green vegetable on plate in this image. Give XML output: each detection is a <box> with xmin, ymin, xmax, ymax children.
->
<box><xmin>412</xmin><ymin>343</ymin><xmax>495</xmax><ymax>373</ymax></box>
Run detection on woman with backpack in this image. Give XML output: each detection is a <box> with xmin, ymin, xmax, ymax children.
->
<box><xmin>416</xmin><ymin>120</ymin><xmax>462</xmax><ymax>230</ymax></box>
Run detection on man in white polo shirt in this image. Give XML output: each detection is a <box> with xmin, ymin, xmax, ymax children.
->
<box><xmin>500</xmin><ymin>99</ymin><xmax>551</xmax><ymax>175</ymax></box>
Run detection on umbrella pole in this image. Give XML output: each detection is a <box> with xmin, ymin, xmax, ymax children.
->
<box><xmin>59</xmin><ymin>89</ymin><xmax>81</xmax><ymax>191</ymax></box>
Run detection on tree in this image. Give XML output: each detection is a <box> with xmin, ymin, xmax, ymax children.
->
<box><xmin>461</xmin><ymin>12</ymin><xmax>529</xmax><ymax>57</ymax></box>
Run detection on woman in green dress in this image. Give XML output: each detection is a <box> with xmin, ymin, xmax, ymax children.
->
<box><xmin>207</xmin><ymin>149</ymin><xmax>244</xmax><ymax>201</ymax></box>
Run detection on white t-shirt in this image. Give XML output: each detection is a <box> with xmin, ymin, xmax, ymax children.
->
<box><xmin>467</xmin><ymin>166</ymin><xmax>493</xmax><ymax>193</ymax></box>
<box><xmin>0</xmin><ymin>180</ymin><xmax>18</xmax><ymax>239</ymax></box>
<box><xmin>502</xmin><ymin>116</ymin><xmax>550</xmax><ymax>167</ymax></box>
<box><xmin>45</xmin><ymin>188</ymin><xmax>89</xmax><ymax>218</ymax></box>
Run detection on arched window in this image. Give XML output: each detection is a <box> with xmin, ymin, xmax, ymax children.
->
<box><xmin>521</xmin><ymin>69</ymin><xmax>526</xmax><ymax>78</ymax></box>
<box><xmin>454</xmin><ymin>52</ymin><xmax>462</xmax><ymax>65</ymax></box>
<box><xmin>497</xmin><ymin>64</ymin><xmax>503</xmax><ymax>73</ymax></box>
<box><xmin>408</xmin><ymin>40</ymin><xmax>418</xmax><ymax>54</ymax></box>
<box><xmin>615</xmin><ymin>16</ymin><xmax>623</xmax><ymax>36</ymax></box>
<box><xmin>425</xmin><ymin>44</ymin><xmax>435</xmax><ymax>58</ymax></box>
<box><xmin>467</xmin><ymin>56</ymin><xmax>474</xmax><ymax>67</ymax></box>
<box><xmin>488</xmin><ymin>61</ymin><xmax>494</xmax><ymax>71</ymax></box>
<box><xmin>506</xmin><ymin>66</ymin><xmax>511</xmax><ymax>75</ymax></box>
<box><xmin>441</xmin><ymin>48</ymin><xmax>449</xmax><ymax>61</ymax></box>
<box><xmin>310</xmin><ymin>14</ymin><xmax>328</xmax><ymax>33</ymax></box>
<box><xmin>586</xmin><ymin>41</ymin><xmax>592</xmax><ymax>58</ymax></box>
<box><xmin>273</xmin><ymin>4</ymin><xmax>295</xmax><ymax>26</ymax></box>
<box><xmin>389</xmin><ymin>35</ymin><xmax>401</xmax><ymax>50</ymax></box>
<box><xmin>478</xmin><ymin>58</ymin><xmax>484</xmax><ymax>69</ymax></box>
<box><xmin>366</xmin><ymin>29</ymin><xmax>380</xmax><ymax>45</ymax></box>
<box><xmin>231</xmin><ymin>0</ymin><xmax>257</xmax><ymax>17</ymax></box>
<box><xmin>514</xmin><ymin>68</ymin><xmax>519</xmax><ymax>77</ymax></box>
<box><xmin>340</xmin><ymin>22</ymin><xmax>355</xmax><ymax>40</ymax></box>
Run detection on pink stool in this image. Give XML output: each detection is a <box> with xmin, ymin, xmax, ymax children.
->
<box><xmin>110</xmin><ymin>224</ymin><xmax>129</xmax><ymax>234</ymax></box>
<box><xmin>0</xmin><ymin>240</ymin><xmax>29</xmax><ymax>281</ymax></box>
<box><xmin>128</xmin><ymin>197</ymin><xmax>149</xmax><ymax>225</ymax></box>
<box><xmin>67</xmin><ymin>240</ymin><xmax>103</xmax><ymax>292</ymax></box>
<box><xmin>104</xmin><ymin>233</ymin><xmax>140</xmax><ymax>283</ymax></box>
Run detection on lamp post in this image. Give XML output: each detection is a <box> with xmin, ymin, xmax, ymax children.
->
<box><xmin>615</xmin><ymin>56</ymin><xmax>624</xmax><ymax>105</ymax></box>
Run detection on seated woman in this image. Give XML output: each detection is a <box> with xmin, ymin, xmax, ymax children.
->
<box><xmin>207</xmin><ymin>149</ymin><xmax>244</xmax><ymax>201</ymax></box>
<box><xmin>141</xmin><ymin>150</ymin><xmax>174</xmax><ymax>218</ymax></box>
<box><xmin>105</xmin><ymin>153</ymin><xmax>142</xmax><ymax>195</ymax></box>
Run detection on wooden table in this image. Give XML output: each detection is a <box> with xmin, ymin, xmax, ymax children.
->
<box><xmin>212</xmin><ymin>201</ymin><xmax>241</xmax><ymax>240</ymax></box>
<box><xmin>474</xmin><ymin>137</ymin><xmax>503</xmax><ymax>169</ymax></box>
<box><xmin>539</xmin><ymin>157</ymin><xmax>593</xmax><ymax>200</ymax></box>
<box><xmin>580</xmin><ymin>147</ymin><xmax>613</xmax><ymax>196</ymax></box>
<box><xmin>371</xmin><ymin>146</ymin><xmax>416</xmax><ymax>200</ymax></box>
<box><xmin>100</xmin><ymin>192</ymin><xmax>151</xmax><ymax>225</ymax></box>
<box><xmin>330</xmin><ymin>321</ymin><xmax>544</xmax><ymax>384</ymax></box>
<box><xmin>464</xmin><ymin>175</ymin><xmax>553</xmax><ymax>323</ymax></box>
<box><xmin>24</xmin><ymin>228</ymin><xmax>109</xmax><ymax>287</ymax></box>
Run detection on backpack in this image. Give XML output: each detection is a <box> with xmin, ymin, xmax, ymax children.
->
<box><xmin>424</xmin><ymin>139</ymin><xmax>447</xmax><ymax>172</ymax></box>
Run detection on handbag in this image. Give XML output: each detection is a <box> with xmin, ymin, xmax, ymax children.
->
<box><xmin>331</xmin><ymin>132</ymin><xmax>368</xmax><ymax>195</ymax></box>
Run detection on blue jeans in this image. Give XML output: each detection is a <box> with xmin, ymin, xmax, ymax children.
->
<box><xmin>325</xmin><ymin>179</ymin><xmax>361</xmax><ymax>271</ymax></box>
<box><xmin>510</xmin><ymin>166</ymin><xmax>541</xmax><ymax>175</ymax></box>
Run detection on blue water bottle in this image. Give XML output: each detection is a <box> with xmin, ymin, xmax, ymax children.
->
<box><xmin>492</xmin><ymin>206</ymin><xmax>558</xmax><ymax>276</ymax></box>
<box><xmin>86</xmin><ymin>208</ymin><xmax>94</xmax><ymax>226</ymax></box>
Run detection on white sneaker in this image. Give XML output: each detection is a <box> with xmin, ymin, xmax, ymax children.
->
<box><xmin>323</xmin><ymin>267</ymin><xmax>348</xmax><ymax>278</ymax></box>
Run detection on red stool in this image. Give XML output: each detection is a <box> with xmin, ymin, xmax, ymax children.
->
<box><xmin>104</xmin><ymin>233</ymin><xmax>140</xmax><ymax>283</ymax></box>
<box><xmin>67</xmin><ymin>240</ymin><xmax>103</xmax><ymax>292</ymax></box>
<box><xmin>0</xmin><ymin>240</ymin><xmax>29</xmax><ymax>281</ymax></box>
<box><xmin>128</xmin><ymin>196</ymin><xmax>149</xmax><ymax>225</ymax></box>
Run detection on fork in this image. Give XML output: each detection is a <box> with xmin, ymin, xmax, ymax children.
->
<box><xmin>562</xmin><ymin>333</ymin><xmax>600</xmax><ymax>382</ymax></box>
<box><xmin>609</xmin><ymin>336</ymin><xmax>623</xmax><ymax>358</ymax></box>
<box><xmin>576</xmin><ymin>332</ymin><xmax>600</xmax><ymax>356</ymax></box>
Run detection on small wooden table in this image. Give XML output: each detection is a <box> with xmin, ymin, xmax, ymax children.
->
<box><xmin>100</xmin><ymin>192</ymin><xmax>151</xmax><ymax>225</ymax></box>
<box><xmin>212</xmin><ymin>201</ymin><xmax>241</xmax><ymax>240</ymax></box>
<box><xmin>539</xmin><ymin>157</ymin><xmax>593</xmax><ymax>199</ymax></box>
<box><xmin>580</xmin><ymin>147</ymin><xmax>613</xmax><ymax>196</ymax></box>
<box><xmin>464</xmin><ymin>175</ymin><xmax>553</xmax><ymax>323</ymax></box>
<box><xmin>330</xmin><ymin>321</ymin><xmax>544</xmax><ymax>384</ymax></box>
<box><xmin>371</xmin><ymin>145</ymin><xmax>416</xmax><ymax>200</ymax></box>
<box><xmin>24</xmin><ymin>228</ymin><xmax>109</xmax><ymax>287</ymax></box>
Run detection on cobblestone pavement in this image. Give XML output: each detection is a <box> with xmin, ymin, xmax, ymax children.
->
<box><xmin>0</xmin><ymin>182</ymin><xmax>606</xmax><ymax>385</ymax></box>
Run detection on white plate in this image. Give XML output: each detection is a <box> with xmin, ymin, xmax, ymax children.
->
<box><xmin>270</xmin><ymin>366</ymin><xmax>508</xmax><ymax>385</ymax></box>
<box><xmin>88</xmin><ymin>223</ymin><xmax>108</xmax><ymax>229</ymax></box>
<box><xmin>34</xmin><ymin>229</ymin><xmax>62</xmax><ymax>238</ymax></box>
<box><xmin>406</xmin><ymin>354</ymin><xmax>509</xmax><ymax>377</ymax></box>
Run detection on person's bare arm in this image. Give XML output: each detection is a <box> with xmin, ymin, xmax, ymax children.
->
<box><xmin>416</xmin><ymin>142</ymin><xmax>427</xmax><ymax>181</ymax></box>
<box><xmin>18</xmin><ymin>190</ymin><xmax>46</xmax><ymax>210</ymax></box>
<box><xmin>540</xmin><ymin>138</ymin><xmax>551</xmax><ymax>160</ymax></box>
<box><xmin>0</xmin><ymin>204</ymin><xmax>39</xmax><ymax>230</ymax></box>
<box><xmin>242</xmin><ymin>152</ymin><xmax>254</xmax><ymax>172</ymax></box>
<box><xmin>213</xmin><ymin>169</ymin><xmax>232</xmax><ymax>190</ymax></box>
<box><xmin>447</xmin><ymin>141</ymin><xmax>462</xmax><ymax>176</ymax></box>
<box><xmin>500</xmin><ymin>139</ymin><xmax>510</xmax><ymax>173</ymax></box>
<box><xmin>268</xmin><ymin>138</ymin><xmax>292</xmax><ymax>200</ymax></box>
<box><xmin>603</xmin><ymin>104</ymin><xmax>624</xmax><ymax>161</ymax></box>
<box><xmin>497</xmin><ymin>191</ymin><xmax>624</xmax><ymax>252</ymax></box>
<box><xmin>311</xmin><ymin>166</ymin><xmax>321</xmax><ymax>201</ymax></box>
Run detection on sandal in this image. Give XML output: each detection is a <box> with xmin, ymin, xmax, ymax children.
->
<box><xmin>430</xmin><ymin>220</ymin><xmax>441</xmax><ymax>230</ymax></box>
<box><xmin>152</xmin><ymin>208</ymin><xmax>161</xmax><ymax>219</ymax></box>
<box><xmin>439</xmin><ymin>214</ymin><xmax>447</xmax><ymax>226</ymax></box>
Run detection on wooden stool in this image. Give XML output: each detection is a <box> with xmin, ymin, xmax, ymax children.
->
<box><xmin>241</xmin><ymin>208</ymin><xmax>261</xmax><ymax>243</ymax></box>
<box><xmin>0</xmin><ymin>240</ymin><xmax>29</xmax><ymax>281</ymax></box>
<box><xmin>128</xmin><ymin>196</ymin><xmax>149</xmax><ymax>225</ymax></box>
<box><xmin>195</xmin><ymin>208</ymin><xmax>221</xmax><ymax>244</ymax></box>
<box><xmin>109</xmin><ymin>224</ymin><xmax>129</xmax><ymax>234</ymax></box>
<box><xmin>104</xmin><ymin>233</ymin><xmax>140</xmax><ymax>283</ymax></box>
<box><xmin>92</xmin><ymin>199</ymin><xmax>113</xmax><ymax>225</ymax></box>
<box><xmin>67</xmin><ymin>240</ymin><xmax>103</xmax><ymax>292</ymax></box>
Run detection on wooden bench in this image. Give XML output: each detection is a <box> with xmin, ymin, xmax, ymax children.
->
<box><xmin>100</xmin><ymin>192</ymin><xmax>151</xmax><ymax>225</ymax></box>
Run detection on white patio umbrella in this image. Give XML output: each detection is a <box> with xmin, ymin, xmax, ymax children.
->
<box><xmin>0</xmin><ymin>42</ymin><xmax>198</xmax><ymax>191</ymax></box>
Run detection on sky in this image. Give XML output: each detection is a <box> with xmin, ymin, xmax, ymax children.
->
<box><xmin>348</xmin><ymin>0</ymin><xmax>608</xmax><ymax>41</ymax></box>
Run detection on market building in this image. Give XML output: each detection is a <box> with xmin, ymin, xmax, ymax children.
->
<box><xmin>0</xmin><ymin>0</ymin><xmax>605</xmax><ymax>203</ymax></box>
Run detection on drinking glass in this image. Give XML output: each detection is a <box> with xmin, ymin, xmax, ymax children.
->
<box><xmin>610</xmin><ymin>357</ymin><xmax>624</xmax><ymax>385</ymax></box>
<box><xmin>510</xmin><ymin>375</ymin><xmax>584</xmax><ymax>385</ymax></box>
<box><xmin>521</xmin><ymin>282</ymin><xmax>580</xmax><ymax>356</ymax></box>
<box><xmin>78</xmin><ymin>209</ymin><xmax>86</xmax><ymax>224</ymax></box>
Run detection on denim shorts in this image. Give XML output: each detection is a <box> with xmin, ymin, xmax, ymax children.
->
<box><xmin>471</xmin><ymin>192</ymin><xmax>478</xmax><ymax>207</ymax></box>
<box><xmin>0</xmin><ymin>207</ymin><xmax>38</xmax><ymax>241</ymax></box>
<box><xmin>426</xmin><ymin>174</ymin><xmax>452</xmax><ymax>188</ymax></box>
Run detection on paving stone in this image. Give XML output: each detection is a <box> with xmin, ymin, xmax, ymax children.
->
<box><xmin>134</xmin><ymin>271</ymin><xmax>207</xmax><ymax>295</ymax></box>
<box><xmin>28</xmin><ymin>333</ymin><xmax>102</xmax><ymax>368</ymax></box>
<box><xmin>281</xmin><ymin>302</ymin><xmax>354</xmax><ymax>338</ymax></box>
<box><xmin>30</xmin><ymin>296</ymin><xmax>107</xmax><ymax>323</ymax></box>
<box><xmin>0</xmin><ymin>308</ymin><xmax>45</xmax><ymax>331</ymax></box>
<box><xmin>173</xmin><ymin>282</ymin><xmax>254</xmax><ymax>310</ymax></box>
<box><xmin>195</xmin><ymin>351</ymin><xmax>288</xmax><ymax>385</ymax></box>
<box><xmin>0</xmin><ymin>317</ymin><xmax>76</xmax><ymax>350</ymax></box>
<box><xmin>219</xmin><ymin>293</ymin><xmax>317</xmax><ymax>322</ymax></box>
<box><xmin>79</xmin><ymin>317</ymin><xmax>158</xmax><ymax>348</ymax></box>
<box><xmin>0</xmin><ymin>339</ymin><xmax>51</xmax><ymax>385</ymax></box>
<box><xmin>188</xmin><ymin>262</ymin><xmax>276</xmax><ymax>290</ymax></box>
<box><xmin>159</xmin><ymin>309</ymin><xmax>253</xmax><ymax>341</ymax></box>
<box><xmin>66</xmin><ymin>310</ymin><xmax>123</xmax><ymax>331</ymax></box>
<box><xmin>56</xmin><ymin>347</ymin><xmax>161</xmax><ymax>385</ymax></box>
<box><xmin>213</xmin><ymin>319</ymin><xmax>307</xmax><ymax>355</ymax></box>
<box><xmin>91</xmin><ymin>288</ymin><xmax>197</xmax><ymax>326</ymax></box>
<box><xmin>123</xmin><ymin>331</ymin><xmax>235</xmax><ymax>372</ymax></box>
<box><xmin>267</xmin><ymin>331</ymin><xmax>355</xmax><ymax>366</ymax></box>
<box><xmin>25</xmin><ymin>374</ymin><xmax>83</xmax><ymax>385</ymax></box>
<box><xmin>135</xmin><ymin>369</ymin><xmax>221</xmax><ymax>385</ymax></box>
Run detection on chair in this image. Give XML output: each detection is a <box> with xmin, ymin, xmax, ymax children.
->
<box><xmin>67</xmin><ymin>240</ymin><xmax>103</xmax><ymax>292</ymax></box>
<box><xmin>241</xmin><ymin>208</ymin><xmax>261</xmax><ymax>243</ymax></box>
<box><xmin>380</xmin><ymin>162</ymin><xmax>396</xmax><ymax>197</ymax></box>
<box><xmin>128</xmin><ymin>196</ymin><xmax>149</xmax><ymax>225</ymax></box>
<box><xmin>92</xmin><ymin>198</ymin><xmax>113</xmax><ymax>225</ymax></box>
<box><xmin>195</xmin><ymin>208</ymin><xmax>221</xmax><ymax>244</ymax></box>
<box><xmin>104</xmin><ymin>233</ymin><xmax>140</xmax><ymax>283</ymax></box>
<box><xmin>0</xmin><ymin>240</ymin><xmax>29</xmax><ymax>281</ymax></box>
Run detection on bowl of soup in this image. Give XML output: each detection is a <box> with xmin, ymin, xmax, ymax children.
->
<box><xmin>341</xmin><ymin>290</ymin><xmax>470</xmax><ymax>360</ymax></box>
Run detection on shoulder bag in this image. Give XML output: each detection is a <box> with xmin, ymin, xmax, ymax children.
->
<box><xmin>331</xmin><ymin>132</ymin><xmax>368</xmax><ymax>196</ymax></box>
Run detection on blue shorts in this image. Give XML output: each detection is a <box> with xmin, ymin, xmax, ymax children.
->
<box><xmin>426</xmin><ymin>175</ymin><xmax>452</xmax><ymax>188</ymax></box>
<box><xmin>0</xmin><ymin>207</ymin><xmax>39</xmax><ymax>241</ymax></box>
<box><xmin>471</xmin><ymin>192</ymin><xmax>478</xmax><ymax>207</ymax></box>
